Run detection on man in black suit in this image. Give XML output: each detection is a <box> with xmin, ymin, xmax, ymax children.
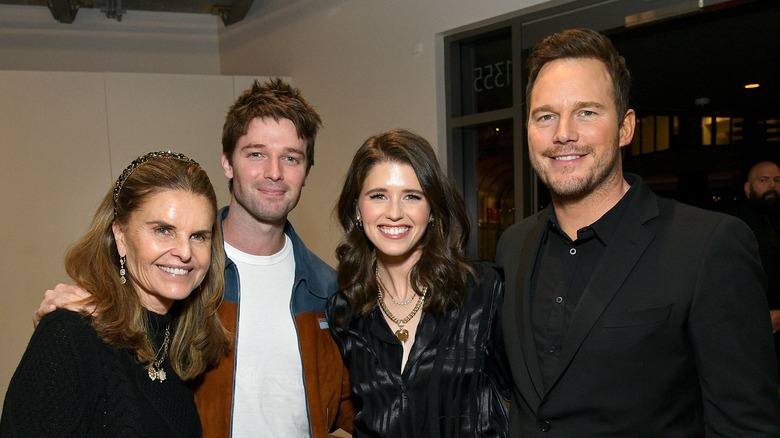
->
<box><xmin>496</xmin><ymin>28</ymin><xmax>780</xmax><ymax>436</ymax></box>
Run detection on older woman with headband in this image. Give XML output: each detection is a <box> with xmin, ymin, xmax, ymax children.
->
<box><xmin>1</xmin><ymin>151</ymin><xmax>230</xmax><ymax>437</ymax></box>
<box><xmin>327</xmin><ymin>130</ymin><xmax>511</xmax><ymax>437</ymax></box>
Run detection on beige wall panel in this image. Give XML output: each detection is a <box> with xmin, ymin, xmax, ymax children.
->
<box><xmin>103</xmin><ymin>73</ymin><xmax>236</xmax><ymax>208</ymax></box>
<box><xmin>0</xmin><ymin>70</ymin><xmax>111</xmax><ymax>406</ymax></box>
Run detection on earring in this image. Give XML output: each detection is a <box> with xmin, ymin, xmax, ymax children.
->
<box><xmin>119</xmin><ymin>256</ymin><xmax>127</xmax><ymax>284</ymax></box>
<box><xmin>356</xmin><ymin>210</ymin><xmax>363</xmax><ymax>228</ymax></box>
<box><xmin>428</xmin><ymin>215</ymin><xmax>434</xmax><ymax>224</ymax></box>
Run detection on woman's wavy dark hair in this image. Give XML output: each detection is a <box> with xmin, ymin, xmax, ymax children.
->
<box><xmin>335</xmin><ymin>129</ymin><xmax>475</xmax><ymax>317</ymax></box>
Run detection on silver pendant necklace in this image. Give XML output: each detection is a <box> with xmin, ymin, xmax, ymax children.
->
<box><xmin>147</xmin><ymin>323</ymin><xmax>170</xmax><ymax>382</ymax></box>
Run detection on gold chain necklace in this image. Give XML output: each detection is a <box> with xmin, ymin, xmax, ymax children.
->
<box><xmin>375</xmin><ymin>267</ymin><xmax>427</xmax><ymax>345</ymax></box>
<box><xmin>147</xmin><ymin>323</ymin><xmax>171</xmax><ymax>382</ymax></box>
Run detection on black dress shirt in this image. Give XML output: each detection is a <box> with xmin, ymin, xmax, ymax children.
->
<box><xmin>327</xmin><ymin>261</ymin><xmax>510</xmax><ymax>437</ymax></box>
<box><xmin>530</xmin><ymin>184</ymin><xmax>635</xmax><ymax>390</ymax></box>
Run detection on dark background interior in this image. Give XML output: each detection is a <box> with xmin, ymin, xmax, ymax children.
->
<box><xmin>611</xmin><ymin>0</ymin><xmax>780</xmax><ymax>212</ymax></box>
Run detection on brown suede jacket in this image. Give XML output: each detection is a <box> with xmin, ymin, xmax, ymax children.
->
<box><xmin>192</xmin><ymin>211</ymin><xmax>354</xmax><ymax>437</ymax></box>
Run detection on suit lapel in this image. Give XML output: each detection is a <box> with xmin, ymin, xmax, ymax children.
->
<box><xmin>545</xmin><ymin>178</ymin><xmax>659</xmax><ymax>394</ymax></box>
<box><xmin>513</xmin><ymin>210</ymin><xmax>548</xmax><ymax>401</ymax></box>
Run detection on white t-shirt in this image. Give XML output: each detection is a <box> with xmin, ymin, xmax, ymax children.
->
<box><xmin>225</xmin><ymin>237</ymin><xmax>309</xmax><ymax>437</ymax></box>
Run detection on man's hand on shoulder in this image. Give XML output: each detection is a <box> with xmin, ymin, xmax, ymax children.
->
<box><xmin>33</xmin><ymin>284</ymin><xmax>94</xmax><ymax>328</ymax></box>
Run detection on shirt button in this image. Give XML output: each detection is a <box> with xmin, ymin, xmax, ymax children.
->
<box><xmin>547</xmin><ymin>346</ymin><xmax>556</xmax><ymax>353</ymax></box>
<box><xmin>539</xmin><ymin>420</ymin><xmax>551</xmax><ymax>432</ymax></box>
<box><xmin>555</xmin><ymin>296</ymin><xmax>563</xmax><ymax>304</ymax></box>
<box><xmin>569</xmin><ymin>248</ymin><xmax>577</xmax><ymax>255</ymax></box>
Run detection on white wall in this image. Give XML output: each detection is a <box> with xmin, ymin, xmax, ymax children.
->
<box><xmin>217</xmin><ymin>0</ymin><xmax>548</xmax><ymax>267</ymax></box>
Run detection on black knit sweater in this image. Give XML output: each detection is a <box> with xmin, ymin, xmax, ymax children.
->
<box><xmin>0</xmin><ymin>309</ymin><xmax>201</xmax><ymax>437</ymax></box>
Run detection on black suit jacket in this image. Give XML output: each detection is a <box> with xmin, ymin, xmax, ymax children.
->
<box><xmin>496</xmin><ymin>174</ymin><xmax>780</xmax><ymax>437</ymax></box>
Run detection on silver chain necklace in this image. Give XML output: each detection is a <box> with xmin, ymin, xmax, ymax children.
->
<box><xmin>147</xmin><ymin>323</ymin><xmax>171</xmax><ymax>382</ymax></box>
<box><xmin>375</xmin><ymin>268</ymin><xmax>415</xmax><ymax>306</ymax></box>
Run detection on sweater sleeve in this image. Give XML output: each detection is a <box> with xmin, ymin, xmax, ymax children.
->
<box><xmin>0</xmin><ymin>309</ymin><xmax>99</xmax><ymax>437</ymax></box>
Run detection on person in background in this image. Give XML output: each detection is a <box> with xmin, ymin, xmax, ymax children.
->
<box><xmin>734</xmin><ymin>160</ymin><xmax>780</xmax><ymax>383</ymax></box>
<box><xmin>327</xmin><ymin>129</ymin><xmax>510</xmax><ymax>437</ymax></box>
<box><xmin>496</xmin><ymin>28</ymin><xmax>780</xmax><ymax>436</ymax></box>
<box><xmin>32</xmin><ymin>79</ymin><xmax>354</xmax><ymax>437</ymax></box>
<box><xmin>2</xmin><ymin>151</ymin><xmax>231</xmax><ymax>437</ymax></box>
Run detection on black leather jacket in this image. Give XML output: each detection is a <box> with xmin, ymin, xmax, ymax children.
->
<box><xmin>327</xmin><ymin>261</ymin><xmax>511</xmax><ymax>437</ymax></box>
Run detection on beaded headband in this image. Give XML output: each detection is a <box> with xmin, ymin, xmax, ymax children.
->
<box><xmin>113</xmin><ymin>151</ymin><xmax>200</xmax><ymax>218</ymax></box>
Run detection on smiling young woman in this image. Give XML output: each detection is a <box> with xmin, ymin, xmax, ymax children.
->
<box><xmin>327</xmin><ymin>130</ymin><xmax>511</xmax><ymax>437</ymax></box>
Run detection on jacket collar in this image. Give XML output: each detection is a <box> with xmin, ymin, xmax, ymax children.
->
<box><xmin>218</xmin><ymin>206</ymin><xmax>329</xmax><ymax>300</ymax></box>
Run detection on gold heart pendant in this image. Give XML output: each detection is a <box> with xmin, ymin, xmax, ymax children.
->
<box><xmin>395</xmin><ymin>328</ymin><xmax>409</xmax><ymax>344</ymax></box>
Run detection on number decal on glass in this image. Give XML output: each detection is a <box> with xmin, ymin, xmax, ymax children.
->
<box><xmin>473</xmin><ymin>61</ymin><xmax>511</xmax><ymax>92</ymax></box>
